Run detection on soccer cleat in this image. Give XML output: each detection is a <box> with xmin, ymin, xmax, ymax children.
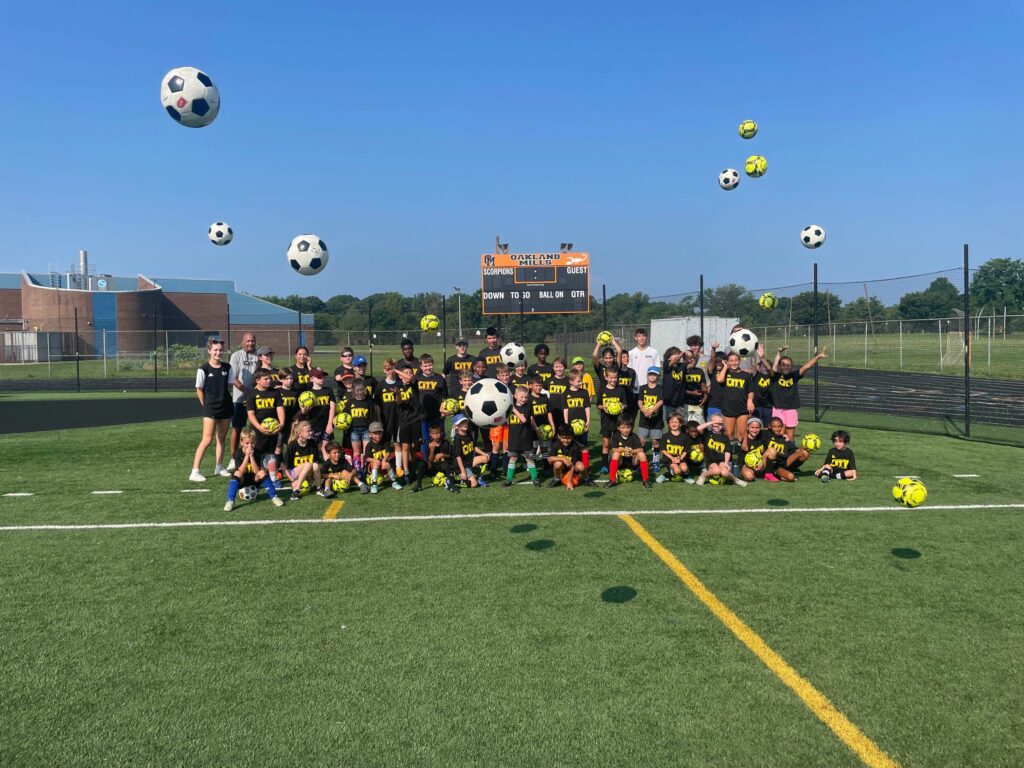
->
<box><xmin>764</xmin><ymin>472</ymin><xmax>780</xmax><ymax>482</ymax></box>
<box><xmin>411</xmin><ymin>483</ymin><xmax>421</xmax><ymax>493</ymax></box>
<box><xmin>733</xmin><ymin>477</ymin><xmax>748</xmax><ymax>487</ymax></box>
<box><xmin>607</xmin><ymin>480</ymin><xmax>617</xmax><ymax>488</ymax></box>
<box><xmin>370</xmin><ymin>484</ymin><xmax>379</xmax><ymax>494</ymax></box>
<box><xmin>656</xmin><ymin>474</ymin><xmax>668</xmax><ymax>484</ymax></box>
<box><xmin>549</xmin><ymin>478</ymin><xmax>561</xmax><ymax>488</ymax></box>
<box><xmin>642</xmin><ymin>480</ymin><xmax>652</xmax><ymax>489</ymax></box>
<box><xmin>359</xmin><ymin>484</ymin><xmax>371</xmax><ymax>495</ymax></box>
<box><xmin>532</xmin><ymin>479</ymin><xmax>542</xmax><ymax>488</ymax></box>
<box><xmin>583</xmin><ymin>477</ymin><xmax>597</xmax><ymax>487</ymax></box>
<box><xmin>189</xmin><ymin>469</ymin><xmax>206</xmax><ymax>482</ymax></box>
<box><xmin>223</xmin><ymin>501</ymin><xmax>234</xmax><ymax>512</ymax></box>
<box><xmin>502</xmin><ymin>480</ymin><xmax>514</xmax><ymax>487</ymax></box>
<box><xmin>683</xmin><ymin>476</ymin><xmax>696</xmax><ymax>484</ymax></box>
<box><xmin>821</xmin><ymin>473</ymin><xmax>831</xmax><ymax>483</ymax></box>
<box><xmin>391</xmin><ymin>481</ymin><xmax>403</xmax><ymax>491</ymax></box>
<box><xmin>271</xmin><ymin>496</ymin><xmax>285</xmax><ymax>507</ymax></box>
<box><xmin>477</xmin><ymin>478</ymin><xmax>488</xmax><ymax>488</ymax></box>
<box><xmin>316</xmin><ymin>488</ymin><xmax>327</xmax><ymax>498</ymax></box>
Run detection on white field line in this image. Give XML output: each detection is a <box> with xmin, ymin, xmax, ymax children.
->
<box><xmin>952</xmin><ymin>474</ymin><xmax>980</xmax><ymax>478</ymax></box>
<box><xmin>180</xmin><ymin>489</ymin><xmax>211</xmax><ymax>493</ymax></box>
<box><xmin>3</xmin><ymin>493</ymin><xmax>34</xmax><ymax>497</ymax></box>
<box><xmin>1</xmin><ymin>503</ymin><xmax>1022</xmax><ymax>533</ymax></box>
<box><xmin>91</xmin><ymin>490</ymin><xmax>123</xmax><ymax>495</ymax></box>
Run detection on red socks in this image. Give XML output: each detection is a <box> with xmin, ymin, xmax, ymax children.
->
<box><xmin>640</xmin><ymin>460</ymin><xmax>649</xmax><ymax>482</ymax></box>
<box><xmin>609</xmin><ymin>458</ymin><xmax>618</xmax><ymax>483</ymax></box>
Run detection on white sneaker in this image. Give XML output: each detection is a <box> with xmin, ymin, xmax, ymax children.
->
<box><xmin>271</xmin><ymin>496</ymin><xmax>285</xmax><ymax>508</ymax></box>
<box><xmin>733</xmin><ymin>477</ymin><xmax>748</xmax><ymax>487</ymax></box>
<box><xmin>656</xmin><ymin>474</ymin><xmax>668</xmax><ymax>484</ymax></box>
<box><xmin>225</xmin><ymin>459</ymin><xmax>236</xmax><ymax>471</ymax></box>
<box><xmin>189</xmin><ymin>469</ymin><xmax>206</xmax><ymax>482</ymax></box>
<box><xmin>215</xmin><ymin>466</ymin><xmax>232</xmax><ymax>478</ymax></box>
<box><xmin>695</xmin><ymin>473</ymin><xmax>707</xmax><ymax>486</ymax></box>
<box><xmin>223</xmin><ymin>501</ymin><xmax>234</xmax><ymax>512</ymax></box>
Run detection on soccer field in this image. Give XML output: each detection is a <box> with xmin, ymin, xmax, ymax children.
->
<box><xmin>2</xmin><ymin>420</ymin><xmax>1023</xmax><ymax>767</ymax></box>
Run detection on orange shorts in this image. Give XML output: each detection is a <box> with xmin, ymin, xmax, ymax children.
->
<box><xmin>488</xmin><ymin>425</ymin><xmax>508</xmax><ymax>444</ymax></box>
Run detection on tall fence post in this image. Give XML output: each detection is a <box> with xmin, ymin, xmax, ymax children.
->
<box><xmin>165</xmin><ymin>331</ymin><xmax>170</xmax><ymax>373</ymax></box>
<box><xmin>812</xmin><ymin>263</ymin><xmax>819</xmax><ymax>422</ymax></box>
<box><xmin>153</xmin><ymin>312</ymin><xmax>159</xmax><ymax>392</ymax></box>
<box><xmin>298</xmin><ymin>311</ymin><xmax>303</xmax><ymax>349</ymax></box>
<box><xmin>899</xmin><ymin>320</ymin><xmax>903</xmax><ymax>370</ymax></box>
<box><xmin>963</xmin><ymin>244</ymin><xmax>971</xmax><ymax>437</ymax></box>
<box><xmin>367</xmin><ymin>298</ymin><xmax>373</xmax><ymax>376</ymax></box>
<box><xmin>442</xmin><ymin>295</ymin><xmax>448</xmax><ymax>362</ymax></box>
<box><xmin>74</xmin><ymin>307</ymin><xmax>81</xmax><ymax>393</ymax></box>
<box><xmin>102</xmin><ymin>328</ymin><xmax>107</xmax><ymax>378</ymax></box>
<box><xmin>699</xmin><ymin>274</ymin><xmax>705</xmax><ymax>343</ymax></box>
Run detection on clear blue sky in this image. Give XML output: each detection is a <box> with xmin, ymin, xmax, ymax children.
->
<box><xmin>0</xmin><ymin>1</ymin><xmax>1020</xmax><ymax>299</ymax></box>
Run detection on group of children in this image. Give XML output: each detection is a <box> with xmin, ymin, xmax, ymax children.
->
<box><xmin>194</xmin><ymin>327</ymin><xmax>857</xmax><ymax>511</ymax></box>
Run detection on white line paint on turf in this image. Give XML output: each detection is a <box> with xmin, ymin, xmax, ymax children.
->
<box><xmin>952</xmin><ymin>474</ymin><xmax>980</xmax><ymax>478</ymax></box>
<box><xmin>91</xmin><ymin>491</ymin><xmax>123</xmax><ymax>495</ymax></box>
<box><xmin>3</xmin><ymin>493</ymin><xmax>34</xmax><ymax>497</ymax></box>
<box><xmin>180</xmin><ymin>489</ymin><xmax>210</xmax><ymax>493</ymax></box>
<box><xmin>2</xmin><ymin>503</ymin><xmax>1023</xmax><ymax>533</ymax></box>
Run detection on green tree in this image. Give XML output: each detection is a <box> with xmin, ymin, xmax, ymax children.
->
<box><xmin>970</xmin><ymin>258</ymin><xmax>1024</xmax><ymax>313</ymax></box>
<box><xmin>703</xmin><ymin>284</ymin><xmax>752</xmax><ymax>318</ymax></box>
<box><xmin>898</xmin><ymin>277</ymin><xmax>961</xmax><ymax>320</ymax></box>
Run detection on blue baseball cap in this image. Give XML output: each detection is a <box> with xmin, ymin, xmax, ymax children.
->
<box><xmin>647</xmin><ymin>366</ymin><xmax>661</xmax><ymax>376</ymax></box>
<box><xmin>353</xmin><ymin>355</ymin><xmax>367</xmax><ymax>366</ymax></box>
<box><xmin>453</xmin><ymin>414</ymin><xmax>468</xmax><ymax>426</ymax></box>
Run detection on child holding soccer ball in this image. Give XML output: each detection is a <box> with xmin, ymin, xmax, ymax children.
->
<box><xmin>224</xmin><ymin>428</ymin><xmax>285</xmax><ymax>511</ymax></box>
<box><xmin>814</xmin><ymin>430</ymin><xmax>858</xmax><ymax>482</ymax></box>
<box><xmin>694</xmin><ymin>414</ymin><xmax>747</xmax><ymax>486</ymax></box>
<box><xmin>548</xmin><ymin>424</ymin><xmax>594</xmax><ymax>490</ymax></box>
<box><xmin>608</xmin><ymin>415</ymin><xmax>652</xmax><ymax>488</ymax></box>
<box><xmin>320</xmin><ymin>441</ymin><xmax>369</xmax><ymax>496</ymax></box>
<box><xmin>282</xmin><ymin>420</ymin><xmax>322</xmax><ymax>501</ymax></box>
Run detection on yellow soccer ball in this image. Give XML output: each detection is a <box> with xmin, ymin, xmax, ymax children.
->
<box><xmin>298</xmin><ymin>390</ymin><xmax>316</xmax><ymax>408</ymax></box>
<box><xmin>745</xmin><ymin>155</ymin><xmax>768</xmax><ymax>178</ymax></box>
<box><xmin>538</xmin><ymin>423</ymin><xmax>554</xmax><ymax>440</ymax></box>
<box><xmin>596</xmin><ymin>330</ymin><xmax>614</xmax><ymax>346</ymax></box>
<box><xmin>441</xmin><ymin>398</ymin><xmax>459</xmax><ymax>414</ymax></box>
<box><xmin>758</xmin><ymin>292</ymin><xmax>778</xmax><ymax>310</ymax></box>
<box><xmin>744</xmin><ymin>451</ymin><xmax>762</xmax><ymax>469</ymax></box>
<box><xmin>420</xmin><ymin>314</ymin><xmax>440</xmax><ymax>332</ymax></box>
<box><xmin>432</xmin><ymin>471</ymin><xmax>447</xmax><ymax>487</ymax></box>
<box><xmin>331</xmin><ymin>478</ymin><xmax>349</xmax><ymax>493</ymax></box>
<box><xmin>688</xmin><ymin>445</ymin><xmax>704</xmax><ymax>464</ymax></box>
<box><xmin>892</xmin><ymin>477</ymin><xmax>916</xmax><ymax>501</ymax></box>
<box><xmin>708</xmin><ymin>475</ymin><xmax>725</xmax><ymax>485</ymax></box>
<box><xmin>738</xmin><ymin>119</ymin><xmax>758</xmax><ymax>139</ymax></box>
<box><xmin>260</xmin><ymin>417</ymin><xmax>280</xmax><ymax>433</ymax></box>
<box><xmin>901</xmin><ymin>481</ymin><xmax>928</xmax><ymax>508</ymax></box>
<box><xmin>571</xmin><ymin>418</ymin><xmax>587</xmax><ymax>436</ymax></box>
<box><xmin>604</xmin><ymin>399</ymin><xmax>623</xmax><ymax>416</ymax></box>
<box><xmin>617</xmin><ymin>468</ymin><xmax>633</xmax><ymax>483</ymax></box>
<box><xmin>333</xmin><ymin>411</ymin><xmax>352</xmax><ymax>430</ymax></box>
<box><xmin>801</xmin><ymin>433</ymin><xmax>822</xmax><ymax>451</ymax></box>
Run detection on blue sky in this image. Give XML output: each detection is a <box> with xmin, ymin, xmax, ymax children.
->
<box><xmin>0</xmin><ymin>1</ymin><xmax>1020</xmax><ymax>299</ymax></box>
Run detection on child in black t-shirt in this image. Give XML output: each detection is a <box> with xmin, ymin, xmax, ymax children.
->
<box><xmin>548</xmin><ymin>425</ymin><xmax>594</xmax><ymax>490</ymax></box>
<box><xmin>658</xmin><ymin>411</ymin><xmax>690</xmax><ymax>483</ymax></box>
<box><xmin>363</xmin><ymin>421</ymin><xmax>399</xmax><ymax>494</ymax></box>
<box><xmin>763</xmin><ymin>416</ymin><xmax>810</xmax><ymax>482</ymax></box>
<box><xmin>637</xmin><ymin>367</ymin><xmax>665</xmax><ymax>471</ymax></box>
<box><xmin>608</xmin><ymin>415</ymin><xmax>652</xmax><ymax>488</ymax></box>
<box><xmin>815</xmin><ymin>430</ymin><xmax>858</xmax><ymax>482</ymax></box>
<box><xmin>596</xmin><ymin>368</ymin><xmax>628</xmax><ymax>474</ymax></box>
<box><xmin>425</xmin><ymin>421</ymin><xmax>459</xmax><ymax>493</ymax></box>
<box><xmin>739</xmin><ymin>417</ymin><xmax>771</xmax><ymax>482</ymax></box>
<box><xmin>282</xmin><ymin>420</ymin><xmax>323</xmax><ymax>500</ymax></box>
<box><xmin>504</xmin><ymin>386</ymin><xmax>540</xmax><ymax>487</ymax></box>
<box><xmin>224</xmin><ymin>428</ymin><xmax>285</xmax><ymax>511</ymax></box>
<box><xmin>452</xmin><ymin>414</ymin><xmax>490</xmax><ymax>488</ymax></box>
<box><xmin>694</xmin><ymin>413</ymin><xmax>747</xmax><ymax>486</ymax></box>
<box><xmin>320</xmin><ymin>441</ymin><xmax>369</xmax><ymax>496</ymax></box>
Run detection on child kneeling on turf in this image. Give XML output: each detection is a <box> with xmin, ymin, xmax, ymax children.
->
<box><xmin>548</xmin><ymin>424</ymin><xmax>594</xmax><ymax>490</ymax></box>
<box><xmin>609</xmin><ymin>414</ymin><xmax>652</xmax><ymax>488</ymax></box>
<box><xmin>225</xmin><ymin>428</ymin><xmax>285</xmax><ymax>511</ymax></box>
<box><xmin>363</xmin><ymin>421</ymin><xmax>398</xmax><ymax>494</ymax></box>
<box><xmin>282</xmin><ymin>420</ymin><xmax>323</xmax><ymax>501</ymax></box>
<box><xmin>814</xmin><ymin>430</ymin><xmax>858</xmax><ymax>482</ymax></box>
<box><xmin>321</xmin><ymin>441</ymin><xmax>369</xmax><ymax>496</ymax></box>
<box><xmin>695</xmin><ymin>413</ymin><xmax>747</xmax><ymax>486</ymax></box>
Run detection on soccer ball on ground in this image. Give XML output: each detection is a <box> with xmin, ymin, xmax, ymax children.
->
<box><xmin>432</xmin><ymin>472</ymin><xmax>447</xmax><ymax>488</ymax></box>
<box><xmin>298</xmin><ymin>390</ymin><xmax>316</xmax><ymax>408</ymax></box>
<box><xmin>801</xmin><ymin>225</ymin><xmax>826</xmax><ymax>249</ymax></box>
<box><xmin>758</xmin><ymin>292</ymin><xmax>779</xmax><ymax>310</ymax></box>
<box><xmin>420</xmin><ymin>314</ymin><xmax>439</xmax><ymax>332</ymax></box>
<box><xmin>744</xmin><ymin>451</ymin><xmax>762</xmax><ymax>469</ymax></box>
<box><xmin>537</xmin><ymin>423</ymin><xmax>554</xmax><ymax>440</ymax></box>
<box><xmin>892</xmin><ymin>476</ymin><xmax>916</xmax><ymax>501</ymax></box>
<box><xmin>260</xmin><ymin>417</ymin><xmax>280</xmax><ymax>433</ymax></box>
<box><xmin>596</xmin><ymin>330</ymin><xmax>614</xmax><ymax>345</ymax></box>
<box><xmin>563</xmin><ymin>472</ymin><xmax>581</xmax><ymax>488</ymax></box>
<box><xmin>571</xmin><ymin>418</ymin><xmax>587</xmax><ymax>436</ymax></box>
<box><xmin>160</xmin><ymin>66</ymin><xmax>221</xmax><ymax>128</ymax></box>
<box><xmin>238</xmin><ymin>485</ymin><xmax>258</xmax><ymax>502</ymax></box>
<box><xmin>745</xmin><ymin>155</ymin><xmax>768</xmax><ymax>178</ymax></box>
<box><xmin>728</xmin><ymin>328</ymin><xmax>759</xmax><ymax>358</ymax></box>
<box><xmin>708</xmin><ymin>475</ymin><xmax>725</xmax><ymax>485</ymax></box>
<box><xmin>617</xmin><ymin>468</ymin><xmax>633</xmax><ymax>483</ymax></box>
<box><xmin>901</xmin><ymin>481</ymin><xmax>928</xmax><ymax>508</ymax></box>
<box><xmin>738</xmin><ymin>119</ymin><xmax>758</xmax><ymax>139</ymax></box>
<box><xmin>334</xmin><ymin>412</ymin><xmax>352</xmax><ymax>430</ymax></box>
<box><xmin>801</xmin><ymin>434</ymin><xmax>822</xmax><ymax>451</ymax></box>
<box><xmin>500</xmin><ymin>343</ymin><xmax>527</xmax><ymax>368</ymax></box>
<box><xmin>718</xmin><ymin>169</ymin><xmax>740</xmax><ymax>191</ymax></box>
<box><xmin>688</xmin><ymin>445</ymin><xmax>704</xmax><ymax>464</ymax></box>
<box><xmin>208</xmin><ymin>222</ymin><xmax>232</xmax><ymax>246</ymax></box>
<box><xmin>331</xmin><ymin>478</ymin><xmax>349</xmax><ymax>493</ymax></box>
<box><xmin>604</xmin><ymin>399</ymin><xmax>623</xmax><ymax>416</ymax></box>
<box><xmin>463</xmin><ymin>378</ymin><xmax>513</xmax><ymax>428</ymax></box>
<box><xmin>287</xmin><ymin>235</ymin><xmax>329</xmax><ymax>276</ymax></box>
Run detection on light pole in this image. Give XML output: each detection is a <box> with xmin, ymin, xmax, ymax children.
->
<box><xmin>453</xmin><ymin>286</ymin><xmax>463</xmax><ymax>339</ymax></box>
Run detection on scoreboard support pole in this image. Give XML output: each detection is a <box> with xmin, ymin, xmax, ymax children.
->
<box><xmin>442</xmin><ymin>295</ymin><xmax>447</xmax><ymax>362</ymax></box>
<box><xmin>602</xmin><ymin>284</ymin><xmax>607</xmax><ymax>331</ymax></box>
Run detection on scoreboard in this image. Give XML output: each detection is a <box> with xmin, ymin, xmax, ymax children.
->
<box><xmin>480</xmin><ymin>252</ymin><xmax>590</xmax><ymax>315</ymax></box>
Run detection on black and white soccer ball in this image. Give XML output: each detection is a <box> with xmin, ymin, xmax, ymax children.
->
<box><xmin>718</xmin><ymin>169</ymin><xmax>740</xmax><ymax>191</ymax></box>
<box><xmin>208</xmin><ymin>222</ymin><xmax>233</xmax><ymax>246</ymax></box>
<box><xmin>238</xmin><ymin>485</ymin><xmax>258</xmax><ymax>502</ymax></box>
<box><xmin>160</xmin><ymin>67</ymin><xmax>220</xmax><ymax>128</ymax></box>
<box><xmin>287</xmin><ymin>235</ymin><xmax>329</xmax><ymax>276</ymax></box>
<box><xmin>728</xmin><ymin>328</ymin><xmax>759</xmax><ymax>358</ymax></box>
<box><xmin>463</xmin><ymin>378</ymin><xmax>513</xmax><ymax>428</ymax></box>
<box><xmin>800</xmin><ymin>225</ymin><xmax>826</xmax><ymax>249</ymax></box>
<box><xmin>500</xmin><ymin>342</ymin><xmax>527</xmax><ymax>368</ymax></box>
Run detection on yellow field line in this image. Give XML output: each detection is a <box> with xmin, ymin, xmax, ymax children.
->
<box><xmin>619</xmin><ymin>514</ymin><xmax>899</xmax><ymax>768</ymax></box>
<box><xmin>322</xmin><ymin>500</ymin><xmax>343</xmax><ymax>520</ymax></box>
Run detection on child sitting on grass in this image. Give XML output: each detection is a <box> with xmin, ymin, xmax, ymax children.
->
<box><xmin>224</xmin><ymin>428</ymin><xmax>285</xmax><ymax>511</ymax></box>
<box><xmin>814</xmin><ymin>430</ymin><xmax>858</xmax><ymax>482</ymax></box>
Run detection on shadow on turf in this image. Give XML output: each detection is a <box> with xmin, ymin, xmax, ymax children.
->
<box><xmin>891</xmin><ymin>548</ymin><xmax>922</xmax><ymax>559</ymax></box>
<box><xmin>601</xmin><ymin>586</ymin><xmax>637</xmax><ymax>604</ymax></box>
<box><xmin>510</xmin><ymin>524</ymin><xmax>538</xmax><ymax>534</ymax></box>
<box><xmin>766</xmin><ymin>498</ymin><xmax>789</xmax><ymax>506</ymax></box>
<box><xmin>525</xmin><ymin>539</ymin><xmax>555</xmax><ymax>552</ymax></box>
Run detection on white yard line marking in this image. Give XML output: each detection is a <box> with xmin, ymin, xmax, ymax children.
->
<box><xmin>3</xmin><ymin>493</ymin><xmax>34</xmax><ymax>497</ymax></box>
<box><xmin>91</xmin><ymin>490</ymin><xmax>123</xmax><ymax>495</ymax></box>
<box><xmin>952</xmin><ymin>474</ymin><xmax>980</xmax><ymax>478</ymax></box>
<box><xmin>1</xmin><ymin>503</ymin><xmax>1022</xmax><ymax>533</ymax></box>
<box><xmin>180</xmin><ymin>489</ymin><xmax>211</xmax><ymax>493</ymax></box>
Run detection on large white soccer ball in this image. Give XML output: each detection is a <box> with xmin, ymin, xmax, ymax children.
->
<box><xmin>500</xmin><ymin>342</ymin><xmax>527</xmax><ymax>368</ymax></box>
<box><xmin>718</xmin><ymin>169</ymin><xmax>740</xmax><ymax>191</ymax></box>
<box><xmin>728</xmin><ymin>328</ymin><xmax>759</xmax><ymax>358</ymax></box>
<box><xmin>463</xmin><ymin>378</ymin><xmax>513</xmax><ymax>428</ymax></box>
<box><xmin>287</xmin><ymin>235</ymin><xmax>329</xmax><ymax>276</ymax></box>
<box><xmin>800</xmin><ymin>225</ymin><xmax>826</xmax><ymax>249</ymax></box>
<box><xmin>208</xmin><ymin>221</ymin><xmax>232</xmax><ymax>246</ymax></box>
<box><xmin>160</xmin><ymin>67</ymin><xmax>220</xmax><ymax>128</ymax></box>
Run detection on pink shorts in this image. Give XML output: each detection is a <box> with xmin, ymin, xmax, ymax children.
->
<box><xmin>771</xmin><ymin>408</ymin><xmax>799</xmax><ymax>428</ymax></box>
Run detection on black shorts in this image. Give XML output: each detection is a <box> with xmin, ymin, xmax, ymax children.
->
<box><xmin>397</xmin><ymin>422</ymin><xmax>422</xmax><ymax>444</ymax></box>
<box><xmin>204</xmin><ymin>403</ymin><xmax>233</xmax><ymax>420</ymax></box>
<box><xmin>231</xmin><ymin>401</ymin><xmax>249</xmax><ymax>429</ymax></box>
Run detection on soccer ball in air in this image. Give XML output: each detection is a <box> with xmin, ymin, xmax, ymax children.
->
<box><xmin>738</xmin><ymin>120</ymin><xmax>758</xmax><ymax>139</ymax></box>
<box><xmin>728</xmin><ymin>328</ymin><xmax>759</xmax><ymax>358</ymax></box>
<box><xmin>334</xmin><ymin>412</ymin><xmax>352</xmax><ymax>430</ymax></box>
<box><xmin>901</xmin><ymin>481</ymin><xmax>928</xmax><ymax>508</ymax></box>
<box><xmin>688</xmin><ymin>445</ymin><xmax>704</xmax><ymax>464</ymax></box>
<box><xmin>801</xmin><ymin>433</ymin><xmax>822</xmax><ymax>451</ymax></box>
<box><xmin>571</xmin><ymin>418</ymin><xmax>587</xmax><ymax>436</ymax></box>
<box><xmin>744</xmin><ymin>155</ymin><xmax>768</xmax><ymax>178</ymax></box>
<box><xmin>892</xmin><ymin>477</ymin><xmax>916</xmax><ymax>501</ymax></box>
<box><xmin>238</xmin><ymin>485</ymin><xmax>258</xmax><ymax>502</ymax></box>
<box><xmin>718</xmin><ymin>169</ymin><xmax>740</xmax><ymax>191</ymax></box>
<box><xmin>758</xmin><ymin>292</ymin><xmax>778</xmax><ymax>310</ymax></box>
<box><xmin>463</xmin><ymin>378</ymin><xmax>513</xmax><ymax>428</ymax></box>
<box><xmin>596</xmin><ymin>330</ymin><xmax>614</xmax><ymax>345</ymax></box>
<box><xmin>260</xmin><ymin>417</ymin><xmax>280</xmax><ymax>433</ymax></box>
<box><xmin>800</xmin><ymin>225</ymin><xmax>826</xmax><ymax>249</ymax></box>
<box><xmin>420</xmin><ymin>314</ymin><xmax>440</xmax><ymax>332</ymax></box>
<box><xmin>160</xmin><ymin>67</ymin><xmax>220</xmax><ymax>128</ymax></box>
<box><xmin>500</xmin><ymin>343</ymin><xmax>527</xmax><ymax>368</ymax></box>
<box><xmin>287</xmin><ymin>235</ymin><xmax>329</xmax><ymax>276</ymax></box>
<box><xmin>208</xmin><ymin>222</ymin><xmax>232</xmax><ymax>246</ymax></box>
<box><xmin>298</xmin><ymin>390</ymin><xmax>316</xmax><ymax>408</ymax></box>
<box><xmin>617</xmin><ymin>468</ymin><xmax>633</xmax><ymax>483</ymax></box>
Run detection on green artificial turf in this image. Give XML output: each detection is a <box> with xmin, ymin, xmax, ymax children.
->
<box><xmin>1</xmin><ymin>418</ymin><xmax>1022</xmax><ymax>766</ymax></box>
